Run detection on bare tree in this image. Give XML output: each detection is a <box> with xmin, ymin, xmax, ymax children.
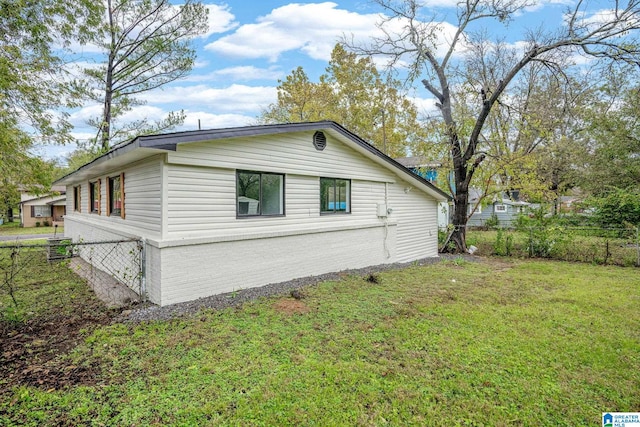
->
<box><xmin>81</xmin><ymin>0</ymin><xmax>208</xmax><ymax>151</ymax></box>
<box><xmin>349</xmin><ymin>0</ymin><xmax>640</xmax><ymax>252</ymax></box>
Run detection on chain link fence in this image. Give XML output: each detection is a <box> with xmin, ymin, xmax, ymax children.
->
<box><xmin>0</xmin><ymin>238</ymin><xmax>145</xmax><ymax>320</ymax></box>
<box><xmin>461</xmin><ymin>225</ymin><xmax>640</xmax><ymax>267</ymax></box>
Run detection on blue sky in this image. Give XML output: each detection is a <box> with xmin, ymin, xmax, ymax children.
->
<box><xmin>44</xmin><ymin>0</ymin><xmax>588</xmax><ymax>161</ymax></box>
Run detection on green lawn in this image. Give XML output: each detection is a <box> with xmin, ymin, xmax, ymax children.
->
<box><xmin>0</xmin><ymin>221</ymin><xmax>63</xmax><ymax>236</ymax></box>
<box><xmin>1</xmin><ymin>258</ymin><xmax>639</xmax><ymax>426</ymax></box>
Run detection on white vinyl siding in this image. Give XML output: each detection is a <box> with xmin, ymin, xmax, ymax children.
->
<box><xmin>164</xmin><ymin>131</ymin><xmax>397</xmax><ymax>238</ymax></box>
<box><xmin>390</xmin><ymin>179</ymin><xmax>439</xmax><ymax>262</ymax></box>
<box><xmin>165</xmin><ymin>168</ymin><xmax>388</xmax><ymax>239</ymax></box>
<box><xmin>122</xmin><ymin>158</ymin><xmax>162</xmax><ymax>235</ymax></box>
<box><xmin>166</xmin><ymin>132</ymin><xmax>397</xmax><ymax>183</ymax></box>
<box><xmin>66</xmin><ymin>157</ymin><xmax>163</xmax><ymax>239</ymax></box>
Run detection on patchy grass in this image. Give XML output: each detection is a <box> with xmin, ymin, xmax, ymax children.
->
<box><xmin>1</xmin><ymin>258</ymin><xmax>639</xmax><ymax>426</ymax></box>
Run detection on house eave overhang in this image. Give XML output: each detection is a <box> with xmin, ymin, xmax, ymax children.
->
<box><xmin>19</xmin><ymin>194</ymin><xmax>66</xmax><ymax>206</ymax></box>
<box><xmin>54</xmin><ymin>143</ymin><xmax>163</xmax><ymax>186</ymax></box>
<box><xmin>54</xmin><ymin>121</ymin><xmax>451</xmax><ymax>201</ymax></box>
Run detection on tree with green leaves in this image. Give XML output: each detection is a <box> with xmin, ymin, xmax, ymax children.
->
<box><xmin>79</xmin><ymin>0</ymin><xmax>208</xmax><ymax>151</ymax></box>
<box><xmin>352</xmin><ymin>0</ymin><xmax>640</xmax><ymax>252</ymax></box>
<box><xmin>0</xmin><ymin>116</ymin><xmax>58</xmax><ymax>221</ymax></box>
<box><xmin>581</xmin><ymin>73</ymin><xmax>640</xmax><ymax>195</ymax></box>
<box><xmin>260</xmin><ymin>44</ymin><xmax>428</xmax><ymax>158</ymax></box>
<box><xmin>0</xmin><ymin>0</ymin><xmax>100</xmax><ymax>220</ymax></box>
<box><xmin>0</xmin><ymin>0</ymin><xmax>101</xmax><ymax>144</ymax></box>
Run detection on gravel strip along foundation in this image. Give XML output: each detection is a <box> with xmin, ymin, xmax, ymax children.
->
<box><xmin>119</xmin><ymin>255</ymin><xmax>479</xmax><ymax>323</ymax></box>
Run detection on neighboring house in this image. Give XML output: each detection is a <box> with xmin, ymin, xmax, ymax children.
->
<box><xmin>467</xmin><ymin>189</ymin><xmax>530</xmax><ymax>227</ymax></box>
<box><xmin>54</xmin><ymin>121</ymin><xmax>450</xmax><ymax>307</ymax></box>
<box><xmin>395</xmin><ymin>156</ymin><xmax>451</xmax><ymax>230</ymax></box>
<box><xmin>394</xmin><ymin>156</ymin><xmax>441</xmax><ymax>183</ymax></box>
<box><xmin>19</xmin><ymin>192</ymin><xmax>66</xmax><ymax>227</ymax></box>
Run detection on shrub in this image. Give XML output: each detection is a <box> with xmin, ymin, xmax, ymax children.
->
<box><xmin>35</xmin><ymin>221</ymin><xmax>41</xmax><ymax>227</ymax></box>
<box><xmin>505</xmin><ymin>233</ymin><xmax>514</xmax><ymax>256</ymax></box>
<box><xmin>43</xmin><ymin>220</ymin><xmax>50</xmax><ymax>227</ymax></box>
<box><xmin>493</xmin><ymin>229</ymin><xmax>515</xmax><ymax>256</ymax></box>
<box><xmin>485</xmin><ymin>213</ymin><xmax>499</xmax><ymax>229</ymax></box>
<box><xmin>590</xmin><ymin>187</ymin><xmax>640</xmax><ymax>228</ymax></box>
<box><xmin>494</xmin><ymin>228</ymin><xmax>505</xmax><ymax>256</ymax></box>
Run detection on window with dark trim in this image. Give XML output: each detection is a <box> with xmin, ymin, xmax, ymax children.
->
<box><xmin>89</xmin><ymin>179</ymin><xmax>100</xmax><ymax>214</ymax></box>
<box><xmin>320</xmin><ymin>178</ymin><xmax>350</xmax><ymax>214</ymax></box>
<box><xmin>73</xmin><ymin>186</ymin><xmax>81</xmax><ymax>212</ymax></box>
<box><xmin>107</xmin><ymin>174</ymin><xmax>124</xmax><ymax>218</ymax></box>
<box><xmin>236</xmin><ymin>170</ymin><xmax>284</xmax><ymax>217</ymax></box>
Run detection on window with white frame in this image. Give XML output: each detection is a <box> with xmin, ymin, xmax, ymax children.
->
<box><xmin>33</xmin><ymin>205</ymin><xmax>52</xmax><ymax>218</ymax></box>
<box><xmin>495</xmin><ymin>204</ymin><xmax>507</xmax><ymax>213</ymax></box>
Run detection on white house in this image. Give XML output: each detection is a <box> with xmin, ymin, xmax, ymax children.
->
<box><xmin>54</xmin><ymin>121</ymin><xmax>450</xmax><ymax>306</ymax></box>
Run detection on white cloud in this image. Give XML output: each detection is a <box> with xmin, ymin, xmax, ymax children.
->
<box><xmin>139</xmin><ymin>84</ymin><xmax>277</xmax><ymax>113</ymax></box>
<box><xmin>184</xmin><ymin>66</ymin><xmax>284</xmax><ymax>83</ymax></box>
<box><xmin>410</xmin><ymin>96</ymin><xmax>440</xmax><ymax>118</ymax></box>
<box><xmin>201</xmin><ymin>3</ymin><xmax>238</xmax><ymax>38</ymax></box>
<box><xmin>117</xmin><ymin>105</ymin><xmax>168</xmax><ymax>123</ymax></box>
<box><xmin>69</xmin><ymin>104</ymin><xmax>103</xmax><ymax>126</ymax></box>
<box><xmin>571</xmin><ymin>8</ymin><xmax>640</xmax><ymax>31</ymax></box>
<box><xmin>418</xmin><ymin>0</ymin><xmax>460</xmax><ymax>7</ymax></box>
<box><xmin>179</xmin><ymin>111</ymin><xmax>257</xmax><ymax>130</ymax></box>
<box><xmin>205</xmin><ymin>2</ymin><xmax>382</xmax><ymax>61</ymax></box>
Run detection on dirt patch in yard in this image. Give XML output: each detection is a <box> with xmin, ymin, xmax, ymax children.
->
<box><xmin>0</xmin><ymin>304</ymin><xmax>116</xmax><ymax>393</ymax></box>
<box><xmin>272</xmin><ymin>298</ymin><xmax>311</xmax><ymax>315</ymax></box>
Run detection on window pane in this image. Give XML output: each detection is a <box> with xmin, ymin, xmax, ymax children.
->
<box><xmin>237</xmin><ymin>172</ymin><xmax>261</xmax><ymax>215</ymax></box>
<box><xmin>74</xmin><ymin>186</ymin><xmax>81</xmax><ymax>212</ymax></box>
<box><xmin>320</xmin><ymin>178</ymin><xmax>335</xmax><ymax>212</ymax></box>
<box><xmin>110</xmin><ymin>176</ymin><xmax>121</xmax><ymax>216</ymax></box>
<box><xmin>34</xmin><ymin>205</ymin><xmax>51</xmax><ymax>217</ymax></box>
<box><xmin>321</xmin><ymin>178</ymin><xmax>350</xmax><ymax>213</ymax></box>
<box><xmin>336</xmin><ymin>179</ymin><xmax>349</xmax><ymax>212</ymax></box>
<box><xmin>261</xmin><ymin>174</ymin><xmax>283</xmax><ymax>215</ymax></box>
<box><xmin>90</xmin><ymin>182</ymin><xmax>99</xmax><ymax>213</ymax></box>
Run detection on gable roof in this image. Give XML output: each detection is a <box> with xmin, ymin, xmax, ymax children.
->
<box><xmin>20</xmin><ymin>194</ymin><xmax>66</xmax><ymax>206</ymax></box>
<box><xmin>55</xmin><ymin>121</ymin><xmax>450</xmax><ymax>201</ymax></box>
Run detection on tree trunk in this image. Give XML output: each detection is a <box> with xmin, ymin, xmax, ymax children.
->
<box><xmin>101</xmin><ymin>0</ymin><xmax>116</xmax><ymax>152</ymax></box>
<box><xmin>101</xmin><ymin>89</ymin><xmax>112</xmax><ymax>152</ymax></box>
<box><xmin>441</xmin><ymin>181</ymin><xmax>469</xmax><ymax>253</ymax></box>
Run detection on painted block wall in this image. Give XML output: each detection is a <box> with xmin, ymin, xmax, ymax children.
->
<box><xmin>154</xmin><ymin>223</ymin><xmax>397</xmax><ymax>306</ymax></box>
